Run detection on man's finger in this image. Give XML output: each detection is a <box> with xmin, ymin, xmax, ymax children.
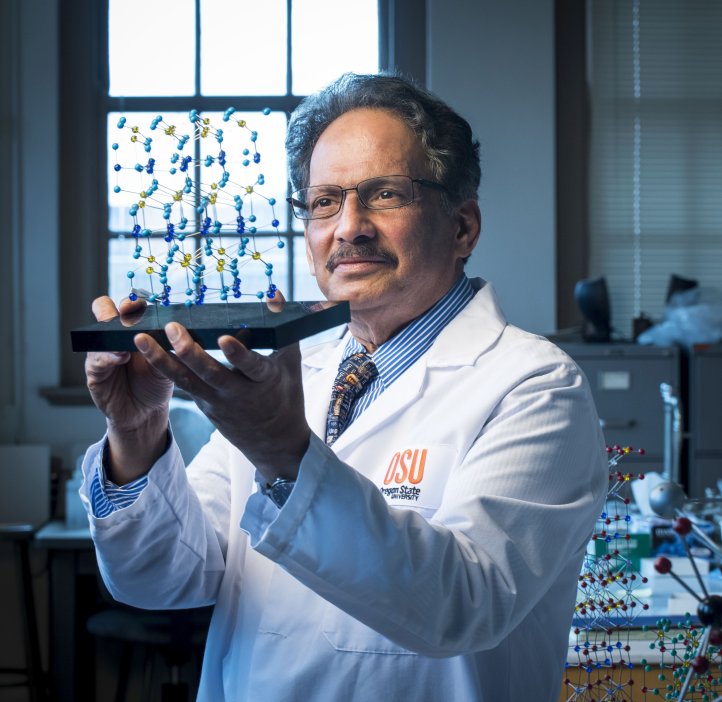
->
<box><xmin>140</xmin><ymin>323</ymin><xmax>238</xmax><ymax>396</ymax></box>
<box><xmin>218</xmin><ymin>336</ymin><xmax>276</xmax><ymax>383</ymax></box>
<box><xmin>266</xmin><ymin>288</ymin><xmax>286</xmax><ymax>314</ymax></box>
<box><xmin>86</xmin><ymin>349</ymin><xmax>132</xmax><ymax>378</ymax></box>
<box><xmin>134</xmin><ymin>331</ymin><xmax>213</xmax><ymax>400</ymax></box>
<box><xmin>91</xmin><ymin>296</ymin><xmax>120</xmax><ymax>323</ymax></box>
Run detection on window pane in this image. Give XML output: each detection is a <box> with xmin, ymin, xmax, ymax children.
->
<box><xmin>109</xmin><ymin>236</ymin><xmax>199</xmax><ymax>304</ymax></box>
<box><xmin>202</xmin><ymin>236</ymin><xmax>290</xmax><ymax>301</ymax></box>
<box><xmin>108</xmin><ymin>112</ymin><xmax>195</xmax><ymax>234</ymax></box>
<box><xmin>292</xmin><ymin>0</ymin><xmax>378</xmax><ymax>95</ymax></box>
<box><xmin>109</xmin><ymin>0</ymin><xmax>196</xmax><ymax>96</ymax></box>
<box><xmin>201</xmin><ymin>0</ymin><xmax>287</xmax><ymax>95</ymax></box>
<box><xmin>202</xmin><ymin>111</ymin><xmax>289</xmax><ymax>232</ymax></box>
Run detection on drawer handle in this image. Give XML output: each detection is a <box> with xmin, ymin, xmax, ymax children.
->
<box><xmin>599</xmin><ymin>418</ymin><xmax>637</xmax><ymax>430</ymax></box>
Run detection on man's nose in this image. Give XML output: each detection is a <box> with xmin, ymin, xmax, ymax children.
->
<box><xmin>333</xmin><ymin>191</ymin><xmax>376</xmax><ymax>243</ymax></box>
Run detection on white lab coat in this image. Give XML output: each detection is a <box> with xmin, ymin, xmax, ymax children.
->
<box><xmin>81</xmin><ymin>279</ymin><xmax>608</xmax><ymax>702</ymax></box>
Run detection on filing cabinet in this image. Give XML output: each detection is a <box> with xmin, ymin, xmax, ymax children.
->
<box><xmin>557</xmin><ymin>343</ymin><xmax>680</xmax><ymax>473</ymax></box>
<box><xmin>688</xmin><ymin>345</ymin><xmax>722</xmax><ymax>498</ymax></box>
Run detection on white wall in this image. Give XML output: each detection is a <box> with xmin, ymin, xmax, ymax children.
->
<box><xmin>427</xmin><ymin>0</ymin><xmax>556</xmax><ymax>335</ymax></box>
<box><xmin>6</xmin><ymin>0</ymin><xmax>558</xmax><ymax>464</ymax></box>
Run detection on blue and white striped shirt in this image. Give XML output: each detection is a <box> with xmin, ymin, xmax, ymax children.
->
<box><xmin>340</xmin><ymin>274</ymin><xmax>474</xmax><ymax>427</ymax></box>
<box><xmin>90</xmin><ymin>274</ymin><xmax>474</xmax><ymax>517</ymax></box>
<box><xmin>90</xmin><ymin>439</ymin><xmax>156</xmax><ymax>518</ymax></box>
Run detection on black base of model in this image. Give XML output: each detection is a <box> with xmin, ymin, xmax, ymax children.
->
<box><xmin>71</xmin><ymin>301</ymin><xmax>349</xmax><ymax>352</ymax></box>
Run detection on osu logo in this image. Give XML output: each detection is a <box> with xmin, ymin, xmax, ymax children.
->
<box><xmin>383</xmin><ymin>448</ymin><xmax>427</xmax><ymax>485</ymax></box>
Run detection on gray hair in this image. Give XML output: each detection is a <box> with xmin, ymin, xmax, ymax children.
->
<box><xmin>285</xmin><ymin>73</ymin><xmax>481</xmax><ymax>209</ymax></box>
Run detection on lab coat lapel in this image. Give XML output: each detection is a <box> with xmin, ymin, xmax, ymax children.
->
<box><xmin>299</xmin><ymin>278</ymin><xmax>508</xmax><ymax>450</ymax></box>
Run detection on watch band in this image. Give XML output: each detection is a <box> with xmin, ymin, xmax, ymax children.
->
<box><xmin>261</xmin><ymin>477</ymin><xmax>296</xmax><ymax>508</ymax></box>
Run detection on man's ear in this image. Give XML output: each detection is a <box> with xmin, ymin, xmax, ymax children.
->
<box><xmin>452</xmin><ymin>199</ymin><xmax>481</xmax><ymax>260</ymax></box>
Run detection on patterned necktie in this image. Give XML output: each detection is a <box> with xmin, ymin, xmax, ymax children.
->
<box><xmin>325</xmin><ymin>352</ymin><xmax>378</xmax><ymax>446</ymax></box>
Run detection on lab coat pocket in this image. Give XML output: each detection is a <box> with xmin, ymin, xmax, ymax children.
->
<box><xmin>321</xmin><ymin>604</ymin><xmax>418</xmax><ymax>656</ymax></box>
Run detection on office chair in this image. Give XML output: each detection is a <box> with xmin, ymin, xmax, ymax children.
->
<box><xmin>87</xmin><ymin>597</ymin><xmax>213</xmax><ymax>702</ymax></box>
<box><xmin>0</xmin><ymin>523</ymin><xmax>48</xmax><ymax>702</ymax></box>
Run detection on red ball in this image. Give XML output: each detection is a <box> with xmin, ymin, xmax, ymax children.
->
<box><xmin>654</xmin><ymin>556</ymin><xmax>672</xmax><ymax>574</ymax></box>
<box><xmin>691</xmin><ymin>656</ymin><xmax>709</xmax><ymax>674</ymax></box>
<box><xmin>673</xmin><ymin>516</ymin><xmax>692</xmax><ymax>535</ymax></box>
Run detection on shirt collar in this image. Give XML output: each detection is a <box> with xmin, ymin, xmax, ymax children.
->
<box><xmin>342</xmin><ymin>274</ymin><xmax>475</xmax><ymax>387</ymax></box>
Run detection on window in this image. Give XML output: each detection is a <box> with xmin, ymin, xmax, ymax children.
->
<box><xmin>587</xmin><ymin>0</ymin><xmax>722</xmax><ymax>338</ymax></box>
<box><xmin>106</xmin><ymin>0</ymin><xmax>379</xmax><ymax>307</ymax></box>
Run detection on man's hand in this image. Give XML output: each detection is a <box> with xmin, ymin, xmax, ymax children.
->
<box><xmin>85</xmin><ymin>296</ymin><xmax>174</xmax><ymax>483</ymax></box>
<box><xmin>132</xmin><ymin>308</ymin><xmax>311</xmax><ymax>485</ymax></box>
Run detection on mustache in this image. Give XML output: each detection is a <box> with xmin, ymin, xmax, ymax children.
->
<box><xmin>326</xmin><ymin>243</ymin><xmax>398</xmax><ymax>272</ymax></box>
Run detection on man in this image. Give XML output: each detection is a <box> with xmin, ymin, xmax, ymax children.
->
<box><xmin>82</xmin><ymin>73</ymin><xmax>607</xmax><ymax>701</ymax></box>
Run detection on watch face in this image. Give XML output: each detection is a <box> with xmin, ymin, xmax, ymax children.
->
<box><xmin>270</xmin><ymin>480</ymin><xmax>295</xmax><ymax>508</ymax></box>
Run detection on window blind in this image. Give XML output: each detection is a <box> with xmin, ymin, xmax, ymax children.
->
<box><xmin>588</xmin><ymin>0</ymin><xmax>722</xmax><ymax>339</ymax></box>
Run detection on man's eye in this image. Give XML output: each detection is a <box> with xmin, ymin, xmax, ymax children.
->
<box><xmin>369</xmin><ymin>188</ymin><xmax>403</xmax><ymax>203</ymax></box>
<box><xmin>312</xmin><ymin>196</ymin><xmax>338</xmax><ymax>211</ymax></box>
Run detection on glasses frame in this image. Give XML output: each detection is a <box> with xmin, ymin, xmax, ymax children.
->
<box><xmin>287</xmin><ymin>174</ymin><xmax>448</xmax><ymax>221</ymax></box>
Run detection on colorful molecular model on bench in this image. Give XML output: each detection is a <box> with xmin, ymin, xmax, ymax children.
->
<box><xmin>564</xmin><ymin>445</ymin><xmax>651</xmax><ymax>700</ymax></box>
<box><xmin>641</xmin><ymin>480</ymin><xmax>722</xmax><ymax>701</ymax></box>
<box><xmin>564</xmin><ymin>449</ymin><xmax>722</xmax><ymax>702</ymax></box>
<box><xmin>111</xmin><ymin>108</ymin><xmax>283</xmax><ymax>307</ymax></box>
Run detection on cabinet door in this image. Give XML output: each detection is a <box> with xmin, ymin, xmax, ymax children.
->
<box><xmin>690</xmin><ymin>353</ymin><xmax>722</xmax><ymax>453</ymax></box>
<box><xmin>585</xmin><ymin>358</ymin><xmax>676</xmax><ymax>460</ymax></box>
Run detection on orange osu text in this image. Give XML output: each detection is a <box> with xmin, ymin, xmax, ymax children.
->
<box><xmin>383</xmin><ymin>448</ymin><xmax>427</xmax><ymax>485</ymax></box>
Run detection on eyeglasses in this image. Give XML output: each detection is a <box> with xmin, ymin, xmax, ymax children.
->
<box><xmin>287</xmin><ymin>174</ymin><xmax>448</xmax><ymax>221</ymax></box>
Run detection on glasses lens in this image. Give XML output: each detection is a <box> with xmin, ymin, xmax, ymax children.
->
<box><xmin>358</xmin><ymin>175</ymin><xmax>413</xmax><ymax>210</ymax></box>
<box><xmin>292</xmin><ymin>185</ymin><xmax>343</xmax><ymax>219</ymax></box>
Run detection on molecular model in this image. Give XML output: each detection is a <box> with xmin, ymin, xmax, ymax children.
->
<box><xmin>639</xmin><ymin>480</ymin><xmax>722</xmax><ymax>702</ymax></box>
<box><xmin>111</xmin><ymin>108</ymin><xmax>283</xmax><ymax>307</ymax></box>
<box><xmin>639</xmin><ymin>613</ymin><xmax>722</xmax><ymax>701</ymax></box>
<box><xmin>563</xmin><ymin>445</ymin><xmax>651</xmax><ymax>701</ymax></box>
<box><xmin>563</xmin><ymin>447</ymin><xmax>722</xmax><ymax>702</ymax></box>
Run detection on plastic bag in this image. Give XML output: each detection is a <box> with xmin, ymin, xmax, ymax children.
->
<box><xmin>636</xmin><ymin>287</ymin><xmax>722</xmax><ymax>349</ymax></box>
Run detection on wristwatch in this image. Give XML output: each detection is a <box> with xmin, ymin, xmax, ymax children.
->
<box><xmin>261</xmin><ymin>477</ymin><xmax>296</xmax><ymax>508</ymax></box>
